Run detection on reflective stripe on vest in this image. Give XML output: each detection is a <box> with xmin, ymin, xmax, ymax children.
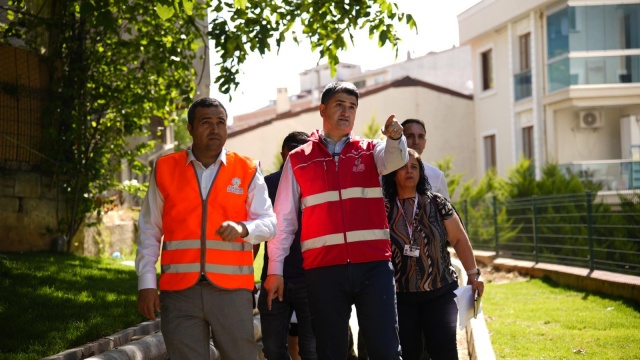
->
<box><xmin>163</xmin><ymin>240</ymin><xmax>252</xmax><ymax>251</ymax></box>
<box><xmin>301</xmin><ymin>187</ymin><xmax>383</xmax><ymax>209</ymax></box>
<box><xmin>155</xmin><ymin>150</ymin><xmax>256</xmax><ymax>291</ymax></box>
<box><xmin>162</xmin><ymin>263</ymin><xmax>253</xmax><ymax>275</ymax></box>
<box><xmin>300</xmin><ymin>229</ymin><xmax>390</xmax><ymax>252</ymax></box>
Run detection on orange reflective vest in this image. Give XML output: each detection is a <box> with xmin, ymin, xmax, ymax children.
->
<box><xmin>288</xmin><ymin>130</ymin><xmax>391</xmax><ymax>270</ymax></box>
<box><xmin>155</xmin><ymin>150</ymin><xmax>257</xmax><ymax>291</ymax></box>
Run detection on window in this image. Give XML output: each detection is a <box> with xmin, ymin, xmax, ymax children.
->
<box><xmin>481</xmin><ymin>49</ymin><xmax>494</xmax><ymax>91</ymax></box>
<box><xmin>546</xmin><ymin>7</ymin><xmax>569</xmax><ymax>60</ymax></box>
<box><xmin>522</xmin><ymin>126</ymin><xmax>534</xmax><ymax>161</ymax></box>
<box><xmin>515</xmin><ymin>33</ymin><xmax>532</xmax><ymax>100</ymax></box>
<box><xmin>546</xmin><ymin>4</ymin><xmax>640</xmax><ymax>91</ymax></box>
<box><xmin>519</xmin><ymin>33</ymin><xmax>531</xmax><ymax>72</ymax></box>
<box><xmin>483</xmin><ymin>135</ymin><xmax>497</xmax><ymax>172</ymax></box>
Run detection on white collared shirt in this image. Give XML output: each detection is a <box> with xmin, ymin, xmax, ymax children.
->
<box><xmin>424</xmin><ymin>161</ymin><xmax>450</xmax><ymax>200</ymax></box>
<box><xmin>135</xmin><ymin>147</ymin><xmax>276</xmax><ymax>290</ymax></box>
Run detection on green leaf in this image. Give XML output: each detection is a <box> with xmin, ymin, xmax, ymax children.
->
<box><xmin>234</xmin><ymin>0</ymin><xmax>248</xmax><ymax>9</ymax></box>
<box><xmin>182</xmin><ymin>0</ymin><xmax>194</xmax><ymax>15</ymax></box>
<box><xmin>156</xmin><ymin>5</ymin><xmax>175</xmax><ymax>20</ymax></box>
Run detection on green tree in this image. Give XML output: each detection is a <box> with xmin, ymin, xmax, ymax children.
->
<box><xmin>436</xmin><ymin>156</ymin><xmax>463</xmax><ymax>199</ymax></box>
<box><xmin>361</xmin><ymin>115</ymin><xmax>383</xmax><ymax>140</ymax></box>
<box><xmin>2</xmin><ymin>1</ymin><xmax>209</xmax><ymax>249</ymax></box>
<box><xmin>1</xmin><ymin>0</ymin><xmax>415</xmax><ymax>248</ymax></box>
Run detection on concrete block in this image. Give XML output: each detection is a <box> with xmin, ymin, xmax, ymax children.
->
<box><xmin>0</xmin><ymin>175</ymin><xmax>16</xmax><ymax>196</ymax></box>
<box><xmin>0</xmin><ymin>197</ymin><xmax>19</xmax><ymax>213</ymax></box>
<box><xmin>87</xmin><ymin>333</ymin><xmax>168</xmax><ymax>360</ymax></box>
<box><xmin>107</xmin><ymin>328</ymin><xmax>135</xmax><ymax>347</ymax></box>
<box><xmin>41</xmin><ymin>347</ymin><xmax>83</xmax><ymax>360</ymax></box>
<box><xmin>14</xmin><ymin>171</ymin><xmax>41</xmax><ymax>197</ymax></box>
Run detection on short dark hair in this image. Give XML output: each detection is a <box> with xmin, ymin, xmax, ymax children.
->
<box><xmin>187</xmin><ymin>97</ymin><xmax>228</xmax><ymax>126</ymax></box>
<box><xmin>320</xmin><ymin>82</ymin><xmax>359</xmax><ymax>106</ymax></box>
<box><xmin>382</xmin><ymin>148</ymin><xmax>431</xmax><ymax>200</ymax></box>
<box><xmin>401</xmin><ymin>119</ymin><xmax>426</xmax><ymax>132</ymax></box>
<box><xmin>282</xmin><ymin>131</ymin><xmax>309</xmax><ymax>153</ymax></box>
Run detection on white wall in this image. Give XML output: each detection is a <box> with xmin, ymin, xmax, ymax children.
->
<box><xmin>470</xmin><ymin>27</ymin><xmax>514</xmax><ymax>177</ymax></box>
<box><xmin>346</xmin><ymin>47</ymin><xmax>473</xmax><ymax>95</ymax></box>
<box><xmin>554</xmin><ymin>105</ymin><xmax>640</xmax><ymax>163</ymax></box>
<box><xmin>225</xmin><ymin>85</ymin><xmax>476</xmax><ymax>184</ymax></box>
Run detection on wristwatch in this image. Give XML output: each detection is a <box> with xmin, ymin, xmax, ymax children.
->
<box><xmin>467</xmin><ymin>268</ymin><xmax>481</xmax><ymax>276</ymax></box>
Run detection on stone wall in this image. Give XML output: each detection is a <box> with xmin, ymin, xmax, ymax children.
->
<box><xmin>71</xmin><ymin>209</ymin><xmax>138</xmax><ymax>257</ymax></box>
<box><xmin>0</xmin><ymin>170</ymin><xmax>61</xmax><ymax>252</ymax></box>
<box><xmin>1</xmin><ymin>170</ymin><xmax>138</xmax><ymax>256</ymax></box>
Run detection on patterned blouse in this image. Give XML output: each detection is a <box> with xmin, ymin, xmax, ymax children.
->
<box><xmin>386</xmin><ymin>192</ymin><xmax>459</xmax><ymax>293</ymax></box>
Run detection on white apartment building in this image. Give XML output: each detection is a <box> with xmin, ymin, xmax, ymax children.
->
<box><xmin>228</xmin><ymin>49</ymin><xmax>476</xmax><ymax>190</ymax></box>
<box><xmin>226</xmin><ymin>76</ymin><xmax>475</xmax><ymax>188</ymax></box>
<box><xmin>459</xmin><ymin>0</ymin><xmax>640</xmax><ymax>190</ymax></box>
<box><xmin>347</xmin><ymin>46</ymin><xmax>473</xmax><ymax>96</ymax></box>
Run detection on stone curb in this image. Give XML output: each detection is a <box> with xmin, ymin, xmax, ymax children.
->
<box><xmin>86</xmin><ymin>333</ymin><xmax>167</xmax><ymax>360</ymax></box>
<box><xmin>42</xmin><ymin>320</ymin><xmax>161</xmax><ymax>360</ymax></box>
<box><xmin>451</xmin><ymin>257</ymin><xmax>497</xmax><ymax>360</ymax></box>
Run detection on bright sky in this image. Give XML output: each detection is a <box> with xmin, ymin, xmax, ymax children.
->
<box><xmin>208</xmin><ymin>0</ymin><xmax>482</xmax><ymax>123</ymax></box>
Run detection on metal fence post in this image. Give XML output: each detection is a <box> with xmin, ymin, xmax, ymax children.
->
<box><xmin>532</xmin><ymin>196</ymin><xmax>538</xmax><ymax>263</ymax></box>
<box><xmin>586</xmin><ymin>191</ymin><xmax>595</xmax><ymax>271</ymax></box>
<box><xmin>493</xmin><ymin>195</ymin><xmax>499</xmax><ymax>256</ymax></box>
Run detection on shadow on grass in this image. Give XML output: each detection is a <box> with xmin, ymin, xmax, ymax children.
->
<box><xmin>537</xmin><ymin>275</ymin><xmax>640</xmax><ymax>311</ymax></box>
<box><xmin>0</xmin><ymin>252</ymin><xmax>145</xmax><ymax>359</ymax></box>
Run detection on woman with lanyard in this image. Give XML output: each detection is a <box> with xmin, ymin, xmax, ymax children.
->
<box><xmin>381</xmin><ymin>148</ymin><xmax>484</xmax><ymax>360</ymax></box>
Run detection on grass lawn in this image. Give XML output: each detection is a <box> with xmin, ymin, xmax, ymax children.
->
<box><xmin>0</xmin><ymin>252</ymin><xmax>146</xmax><ymax>360</ymax></box>
<box><xmin>254</xmin><ymin>243</ymin><xmax>265</xmax><ymax>283</ymax></box>
<box><xmin>483</xmin><ymin>277</ymin><xmax>640</xmax><ymax>359</ymax></box>
<box><xmin>0</xmin><ymin>249</ymin><xmax>267</xmax><ymax>360</ymax></box>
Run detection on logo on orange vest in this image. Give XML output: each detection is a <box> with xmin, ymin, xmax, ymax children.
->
<box><xmin>227</xmin><ymin>177</ymin><xmax>244</xmax><ymax>194</ymax></box>
<box><xmin>353</xmin><ymin>158</ymin><xmax>365</xmax><ymax>172</ymax></box>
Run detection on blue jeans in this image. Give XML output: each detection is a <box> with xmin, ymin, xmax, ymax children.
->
<box><xmin>258</xmin><ymin>281</ymin><xmax>317</xmax><ymax>360</ymax></box>
<box><xmin>305</xmin><ymin>261</ymin><xmax>402</xmax><ymax>360</ymax></box>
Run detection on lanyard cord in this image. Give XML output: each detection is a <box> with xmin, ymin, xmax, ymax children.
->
<box><xmin>396</xmin><ymin>195</ymin><xmax>418</xmax><ymax>244</ymax></box>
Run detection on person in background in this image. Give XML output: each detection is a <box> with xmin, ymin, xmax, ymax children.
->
<box><xmin>401</xmin><ymin>119</ymin><xmax>450</xmax><ymax>200</ymax></box>
<box><xmin>136</xmin><ymin>97</ymin><xmax>277</xmax><ymax>360</ymax></box>
<box><xmin>381</xmin><ymin>148</ymin><xmax>484</xmax><ymax>360</ymax></box>
<box><xmin>257</xmin><ymin>131</ymin><xmax>317</xmax><ymax>360</ymax></box>
<box><xmin>265</xmin><ymin>81</ymin><xmax>408</xmax><ymax>360</ymax></box>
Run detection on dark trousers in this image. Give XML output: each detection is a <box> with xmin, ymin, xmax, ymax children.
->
<box><xmin>305</xmin><ymin>261</ymin><xmax>402</xmax><ymax>360</ymax></box>
<box><xmin>258</xmin><ymin>281</ymin><xmax>317</xmax><ymax>360</ymax></box>
<box><xmin>396</xmin><ymin>290</ymin><xmax>458</xmax><ymax>360</ymax></box>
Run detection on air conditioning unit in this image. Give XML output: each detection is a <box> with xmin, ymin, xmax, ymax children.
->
<box><xmin>579</xmin><ymin>111</ymin><xmax>603</xmax><ymax>128</ymax></box>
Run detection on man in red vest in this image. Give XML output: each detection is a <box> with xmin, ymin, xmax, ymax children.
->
<box><xmin>135</xmin><ymin>97</ymin><xmax>276</xmax><ymax>360</ymax></box>
<box><xmin>264</xmin><ymin>82</ymin><xmax>408</xmax><ymax>359</ymax></box>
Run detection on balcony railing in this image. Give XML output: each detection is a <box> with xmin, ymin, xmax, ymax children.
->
<box><xmin>547</xmin><ymin>55</ymin><xmax>640</xmax><ymax>92</ymax></box>
<box><xmin>514</xmin><ymin>69</ymin><xmax>532</xmax><ymax>101</ymax></box>
<box><xmin>559</xmin><ymin>159</ymin><xmax>640</xmax><ymax>191</ymax></box>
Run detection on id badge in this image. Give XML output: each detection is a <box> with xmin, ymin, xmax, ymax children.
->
<box><xmin>403</xmin><ymin>244</ymin><xmax>419</xmax><ymax>257</ymax></box>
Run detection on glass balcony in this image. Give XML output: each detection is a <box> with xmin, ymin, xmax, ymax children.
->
<box><xmin>547</xmin><ymin>55</ymin><xmax>640</xmax><ymax>92</ymax></box>
<box><xmin>514</xmin><ymin>70</ymin><xmax>532</xmax><ymax>101</ymax></box>
<box><xmin>559</xmin><ymin>160</ymin><xmax>640</xmax><ymax>191</ymax></box>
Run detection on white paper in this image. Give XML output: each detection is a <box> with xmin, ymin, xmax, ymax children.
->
<box><xmin>453</xmin><ymin>285</ymin><xmax>482</xmax><ymax>330</ymax></box>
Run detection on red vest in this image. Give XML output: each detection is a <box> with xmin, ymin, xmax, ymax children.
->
<box><xmin>288</xmin><ymin>130</ymin><xmax>391</xmax><ymax>270</ymax></box>
<box><xmin>155</xmin><ymin>150</ymin><xmax>256</xmax><ymax>291</ymax></box>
